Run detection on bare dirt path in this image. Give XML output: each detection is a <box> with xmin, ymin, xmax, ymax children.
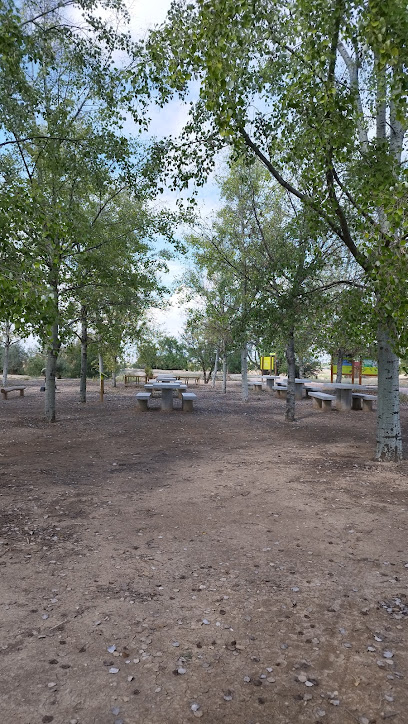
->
<box><xmin>1</xmin><ymin>378</ymin><xmax>408</xmax><ymax>724</ymax></box>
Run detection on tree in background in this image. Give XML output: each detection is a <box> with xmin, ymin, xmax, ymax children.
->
<box><xmin>142</xmin><ymin>0</ymin><xmax>408</xmax><ymax>459</ymax></box>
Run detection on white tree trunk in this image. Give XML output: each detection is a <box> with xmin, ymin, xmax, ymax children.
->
<box><xmin>241</xmin><ymin>344</ymin><xmax>248</xmax><ymax>402</ymax></box>
<box><xmin>45</xmin><ymin>319</ymin><xmax>59</xmax><ymax>423</ymax></box>
<box><xmin>376</xmin><ymin>324</ymin><xmax>402</xmax><ymax>461</ymax></box>
<box><xmin>336</xmin><ymin>348</ymin><xmax>343</xmax><ymax>383</ymax></box>
<box><xmin>222</xmin><ymin>352</ymin><xmax>227</xmax><ymax>394</ymax></box>
<box><xmin>80</xmin><ymin>307</ymin><xmax>87</xmax><ymax>403</ymax></box>
<box><xmin>2</xmin><ymin>321</ymin><xmax>10</xmax><ymax>387</ymax></box>
<box><xmin>99</xmin><ymin>351</ymin><xmax>104</xmax><ymax>402</ymax></box>
<box><xmin>285</xmin><ymin>328</ymin><xmax>296</xmax><ymax>422</ymax></box>
<box><xmin>212</xmin><ymin>347</ymin><xmax>219</xmax><ymax>388</ymax></box>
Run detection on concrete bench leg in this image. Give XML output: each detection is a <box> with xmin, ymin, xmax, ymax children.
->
<box><xmin>137</xmin><ymin>398</ymin><xmax>149</xmax><ymax>411</ymax></box>
<box><xmin>182</xmin><ymin>399</ymin><xmax>194</xmax><ymax>412</ymax></box>
<box><xmin>161</xmin><ymin>388</ymin><xmax>174</xmax><ymax>411</ymax></box>
<box><xmin>312</xmin><ymin>397</ymin><xmax>322</xmax><ymax>410</ymax></box>
<box><xmin>321</xmin><ymin>399</ymin><xmax>332</xmax><ymax>411</ymax></box>
<box><xmin>362</xmin><ymin>399</ymin><xmax>374</xmax><ymax>412</ymax></box>
<box><xmin>351</xmin><ymin>397</ymin><xmax>363</xmax><ymax>410</ymax></box>
<box><xmin>1</xmin><ymin>391</ymin><xmax>7</xmax><ymax>400</ymax></box>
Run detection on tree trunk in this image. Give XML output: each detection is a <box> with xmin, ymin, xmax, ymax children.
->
<box><xmin>222</xmin><ymin>352</ymin><xmax>227</xmax><ymax>394</ymax></box>
<box><xmin>285</xmin><ymin>328</ymin><xmax>296</xmax><ymax>422</ymax></box>
<box><xmin>298</xmin><ymin>357</ymin><xmax>305</xmax><ymax>380</ymax></box>
<box><xmin>80</xmin><ymin>307</ymin><xmax>87</xmax><ymax>403</ymax></box>
<box><xmin>112</xmin><ymin>356</ymin><xmax>117</xmax><ymax>388</ymax></box>
<box><xmin>212</xmin><ymin>347</ymin><xmax>219</xmax><ymax>388</ymax></box>
<box><xmin>99</xmin><ymin>352</ymin><xmax>104</xmax><ymax>402</ymax></box>
<box><xmin>336</xmin><ymin>348</ymin><xmax>343</xmax><ymax>383</ymax></box>
<box><xmin>2</xmin><ymin>321</ymin><xmax>10</xmax><ymax>387</ymax></box>
<box><xmin>45</xmin><ymin>319</ymin><xmax>59</xmax><ymax>423</ymax></box>
<box><xmin>376</xmin><ymin>323</ymin><xmax>402</xmax><ymax>461</ymax></box>
<box><xmin>241</xmin><ymin>343</ymin><xmax>249</xmax><ymax>402</ymax></box>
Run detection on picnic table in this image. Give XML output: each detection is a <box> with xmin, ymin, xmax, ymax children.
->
<box><xmin>145</xmin><ymin>381</ymin><xmax>183</xmax><ymax>411</ymax></box>
<box><xmin>264</xmin><ymin>375</ymin><xmax>280</xmax><ymax>390</ymax></box>
<box><xmin>124</xmin><ymin>372</ymin><xmax>147</xmax><ymax>385</ymax></box>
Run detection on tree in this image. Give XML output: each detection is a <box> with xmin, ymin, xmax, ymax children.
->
<box><xmin>182</xmin><ymin>309</ymin><xmax>216</xmax><ymax>382</ymax></box>
<box><xmin>142</xmin><ymin>0</ymin><xmax>408</xmax><ymax>460</ymax></box>
<box><xmin>186</xmin><ymin>159</ymin><xmax>353</xmax><ymax>419</ymax></box>
<box><xmin>1</xmin><ymin>2</ymin><xmax>167</xmax><ymax>420</ymax></box>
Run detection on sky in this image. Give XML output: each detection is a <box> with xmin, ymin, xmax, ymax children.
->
<box><xmin>125</xmin><ymin>1</ymin><xmax>222</xmax><ymax>339</ymax></box>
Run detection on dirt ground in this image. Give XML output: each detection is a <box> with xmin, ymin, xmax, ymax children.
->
<box><xmin>1</xmin><ymin>377</ymin><xmax>408</xmax><ymax>724</ymax></box>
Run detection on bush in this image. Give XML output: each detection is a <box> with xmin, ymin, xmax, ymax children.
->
<box><xmin>0</xmin><ymin>342</ymin><xmax>28</xmax><ymax>374</ymax></box>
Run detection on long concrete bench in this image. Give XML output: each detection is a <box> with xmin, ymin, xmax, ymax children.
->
<box><xmin>304</xmin><ymin>386</ymin><xmax>321</xmax><ymax>398</ymax></box>
<box><xmin>274</xmin><ymin>385</ymin><xmax>287</xmax><ymax>398</ymax></box>
<box><xmin>248</xmin><ymin>381</ymin><xmax>263</xmax><ymax>391</ymax></box>
<box><xmin>309</xmin><ymin>391</ymin><xmax>336</xmax><ymax>411</ymax></box>
<box><xmin>182</xmin><ymin>392</ymin><xmax>197</xmax><ymax>412</ymax></box>
<box><xmin>351</xmin><ymin>393</ymin><xmax>377</xmax><ymax>411</ymax></box>
<box><xmin>1</xmin><ymin>386</ymin><xmax>26</xmax><ymax>400</ymax></box>
<box><xmin>136</xmin><ymin>392</ymin><xmax>151</xmax><ymax>411</ymax></box>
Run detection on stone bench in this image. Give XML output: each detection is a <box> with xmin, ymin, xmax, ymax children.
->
<box><xmin>1</xmin><ymin>386</ymin><xmax>26</xmax><ymax>400</ymax></box>
<box><xmin>274</xmin><ymin>385</ymin><xmax>287</xmax><ymax>398</ymax></box>
<box><xmin>182</xmin><ymin>392</ymin><xmax>197</xmax><ymax>412</ymax></box>
<box><xmin>248</xmin><ymin>381</ymin><xmax>263</xmax><ymax>391</ymax></box>
<box><xmin>351</xmin><ymin>393</ymin><xmax>377</xmax><ymax>411</ymax></box>
<box><xmin>309</xmin><ymin>391</ymin><xmax>336</xmax><ymax>411</ymax></box>
<box><xmin>136</xmin><ymin>392</ymin><xmax>151</xmax><ymax>411</ymax></box>
<box><xmin>304</xmin><ymin>386</ymin><xmax>321</xmax><ymax>398</ymax></box>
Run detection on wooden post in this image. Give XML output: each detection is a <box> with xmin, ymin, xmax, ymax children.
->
<box><xmin>100</xmin><ymin>375</ymin><xmax>104</xmax><ymax>402</ymax></box>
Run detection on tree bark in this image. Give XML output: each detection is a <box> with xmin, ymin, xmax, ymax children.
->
<box><xmin>99</xmin><ymin>351</ymin><xmax>104</xmax><ymax>402</ymax></box>
<box><xmin>2</xmin><ymin>321</ymin><xmax>10</xmax><ymax>388</ymax></box>
<box><xmin>222</xmin><ymin>351</ymin><xmax>227</xmax><ymax>394</ymax></box>
<box><xmin>212</xmin><ymin>347</ymin><xmax>219</xmax><ymax>388</ymax></box>
<box><xmin>285</xmin><ymin>328</ymin><xmax>296</xmax><ymax>422</ymax></box>
<box><xmin>80</xmin><ymin>306</ymin><xmax>87</xmax><ymax>403</ymax></box>
<box><xmin>336</xmin><ymin>348</ymin><xmax>343</xmax><ymax>383</ymax></box>
<box><xmin>241</xmin><ymin>343</ymin><xmax>249</xmax><ymax>402</ymax></box>
<box><xmin>376</xmin><ymin>323</ymin><xmax>402</xmax><ymax>461</ymax></box>
<box><xmin>45</xmin><ymin>318</ymin><xmax>59</xmax><ymax>423</ymax></box>
<box><xmin>298</xmin><ymin>357</ymin><xmax>305</xmax><ymax>380</ymax></box>
<box><xmin>112</xmin><ymin>356</ymin><xmax>117</xmax><ymax>388</ymax></box>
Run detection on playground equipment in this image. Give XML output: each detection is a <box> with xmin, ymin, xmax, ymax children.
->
<box><xmin>260</xmin><ymin>354</ymin><xmax>276</xmax><ymax>376</ymax></box>
<box><xmin>331</xmin><ymin>357</ymin><xmax>378</xmax><ymax>384</ymax></box>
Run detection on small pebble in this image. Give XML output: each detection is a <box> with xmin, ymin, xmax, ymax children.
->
<box><xmin>202</xmin><ymin>619</ymin><xmax>210</xmax><ymax>625</ymax></box>
<box><xmin>316</xmin><ymin>710</ymin><xmax>326</xmax><ymax>717</ymax></box>
<box><xmin>383</xmin><ymin>651</ymin><xmax>394</xmax><ymax>659</ymax></box>
<box><xmin>109</xmin><ymin>667</ymin><xmax>119</xmax><ymax>674</ymax></box>
<box><xmin>47</xmin><ymin>682</ymin><xmax>57</xmax><ymax>688</ymax></box>
<box><xmin>243</xmin><ymin>676</ymin><xmax>251</xmax><ymax>683</ymax></box>
<box><xmin>111</xmin><ymin>707</ymin><xmax>120</xmax><ymax>716</ymax></box>
<box><xmin>359</xmin><ymin>718</ymin><xmax>370</xmax><ymax>724</ymax></box>
<box><xmin>267</xmin><ymin>677</ymin><xmax>276</xmax><ymax>683</ymax></box>
<box><xmin>330</xmin><ymin>699</ymin><xmax>340</xmax><ymax>706</ymax></box>
<box><xmin>177</xmin><ymin>667</ymin><xmax>186</xmax><ymax>675</ymax></box>
<box><xmin>297</xmin><ymin>674</ymin><xmax>308</xmax><ymax>683</ymax></box>
<box><xmin>172</xmin><ymin>642</ymin><xmax>180</xmax><ymax>647</ymax></box>
<box><xmin>107</xmin><ymin>645</ymin><xmax>116</xmax><ymax>653</ymax></box>
<box><xmin>191</xmin><ymin>703</ymin><xmax>200</xmax><ymax>712</ymax></box>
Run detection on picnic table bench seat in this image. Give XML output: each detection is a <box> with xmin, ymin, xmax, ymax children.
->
<box><xmin>351</xmin><ymin>392</ymin><xmax>377</xmax><ymax>411</ymax></box>
<box><xmin>274</xmin><ymin>385</ymin><xmax>287</xmax><ymax>398</ymax></box>
<box><xmin>309</xmin><ymin>391</ymin><xmax>336</xmax><ymax>411</ymax></box>
<box><xmin>1</xmin><ymin>385</ymin><xmax>26</xmax><ymax>400</ymax></box>
<box><xmin>182</xmin><ymin>392</ymin><xmax>197</xmax><ymax>412</ymax></box>
<box><xmin>136</xmin><ymin>392</ymin><xmax>151</xmax><ymax>411</ymax></box>
<box><xmin>248</xmin><ymin>380</ymin><xmax>263</xmax><ymax>391</ymax></box>
<box><xmin>304</xmin><ymin>385</ymin><xmax>321</xmax><ymax>398</ymax></box>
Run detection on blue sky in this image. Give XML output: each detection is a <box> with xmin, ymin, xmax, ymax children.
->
<box><xmin>123</xmin><ymin>1</ymin><xmax>224</xmax><ymax>338</ymax></box>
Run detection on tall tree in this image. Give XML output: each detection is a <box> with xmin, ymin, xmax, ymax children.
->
<box><xmin>141</xmin><ymin>0</ymin><xmax>408</xmax><ymax>460</ymax></box>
